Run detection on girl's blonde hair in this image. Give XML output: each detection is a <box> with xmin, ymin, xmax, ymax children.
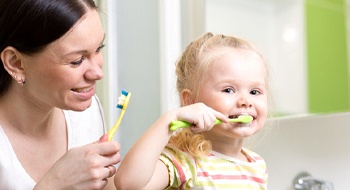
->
<box><xmin>169</xmin><ymin>32</ymin><xmax>270</xmax><ymax>158</ymax></box>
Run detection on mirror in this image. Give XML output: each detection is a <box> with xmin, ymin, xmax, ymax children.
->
<box><xmin>179</xmin><ymin>0</ymin><xmax>350</xmax><ymax>116</ymax></box>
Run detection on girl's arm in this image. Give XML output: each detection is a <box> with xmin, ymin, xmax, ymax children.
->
<box><xmin>114</xmin><ymin>103</ymin><xmax>228</xmax><ymax>190</ymax></box>
<box><xmin>114</xmin><ymin>111</ymin><xmax>174</xmax><ymax>190</ymax></box>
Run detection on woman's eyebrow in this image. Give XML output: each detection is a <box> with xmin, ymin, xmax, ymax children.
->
<box><xmin>63</xmin><ymin>33</ymin><xmax>106</xmax><ymax>56</ymax></box>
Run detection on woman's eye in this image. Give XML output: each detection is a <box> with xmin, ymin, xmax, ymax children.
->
<box><xmin>250</xmin><ymin>90</ymin><xmax>260</xmax><ymax>95</ymax></box>
<box><xmin>70</xmin><ymin>56</ymin><xmax>85</xmax><ymax>66</ymax></box>
<box><xmin>96</xmin><ymin>44</ymin><xmax>105</xmax><ymax>53</ymax></box>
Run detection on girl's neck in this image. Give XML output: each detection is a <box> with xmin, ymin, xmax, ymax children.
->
<box><xmin>211</xmin><ymin>140</ymin><xmax>243</xmax><ymax>157</ymax></box>
<box><xmin>205</xmin><ymin>131</ymin><xmax>245</xmax><ymax>160</ymax></box>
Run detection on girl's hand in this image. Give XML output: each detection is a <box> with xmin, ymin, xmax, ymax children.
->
<box><xmin>175</xmin><ymin>103</ymin><xmax>228</xmax><ymax>133</ymax></box>
<box><xmin>34</xmin><ymin>134</ymin><xmax>120</xmax><ymax>190</ymax></box>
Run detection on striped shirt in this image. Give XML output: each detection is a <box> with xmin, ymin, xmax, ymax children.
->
<box><xmin>159</xmin><ymin>144</ymin><xmax>267</xmax><ymax>190</ymax></box>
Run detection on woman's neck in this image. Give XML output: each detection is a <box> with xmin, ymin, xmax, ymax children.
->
<box><xmin>0</xmin><ymin>87</ymin><xmax>61</xmax><ymax>137</ymax></box>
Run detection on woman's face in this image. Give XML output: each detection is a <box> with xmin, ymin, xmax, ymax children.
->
<box><xmin>21</xmin><ymin>9</ymin><xmax>105</xmax><ymax>111</ymax></box>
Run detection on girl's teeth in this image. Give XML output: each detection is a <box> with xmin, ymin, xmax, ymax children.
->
<box><xmin>228</xmin><ymin>113</ymin><xmax>250</xmax><ymax>119</ymax></box>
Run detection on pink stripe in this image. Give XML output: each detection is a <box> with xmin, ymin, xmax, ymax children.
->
<box><xmin>172</xmin><ymin>158</ymin><xmax>186</xmax><ymax>189</ymax></box>
<box><xmin>197</xmin><ymin>172</ymin><xmax>265</xmax><ymax>184</ymax></box>
<box><xmin>253</xmin><ymin>156</ymin><xmax>264</xmax><ymax>160</ymax></box>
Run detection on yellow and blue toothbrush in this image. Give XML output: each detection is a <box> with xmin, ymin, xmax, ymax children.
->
<box><xmin>108</xmin><ymin>90</ymin><xmax>131</xmax><ymax>141</ymax></box>
<box><xmin>170</xmin><ymin>115</ymin><xmax>253</xmax><ymax>131</ymax></box>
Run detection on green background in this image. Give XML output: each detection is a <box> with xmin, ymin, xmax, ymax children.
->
<box><xmin>306</xmin><ymin>0</ymin><xmax>349</xmax><ymax>113</ymax></box>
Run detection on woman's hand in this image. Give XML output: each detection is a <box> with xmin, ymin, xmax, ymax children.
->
<box><xmin>34</xmin><ymin>134</ymin><xmax>120</xmax><ymax>190</ymax></box>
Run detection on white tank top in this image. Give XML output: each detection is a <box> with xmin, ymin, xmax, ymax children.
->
<box><xmin>0</xmin><ymin>95</ymin><xmax>106</xmax><ymax>189</ymax></box>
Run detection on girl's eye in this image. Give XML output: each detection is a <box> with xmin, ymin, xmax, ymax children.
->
<box><xmin>70</xmin><ymin>56</ymin><xmax>85</xmax><ymax>66</ymax></box>
<box><xmin>223</xmin><ymin>88</ymin><xmax>235</xmax><ymax>93</ymax></box>
<box><xmin>96</xmin><ymin>44</ymin><xmax>105</xmax><ymax>53</ymax></box>
<box><xmin>250</xmin><ymin>90</ymin><xmax>260</xmax><ymax>95</ymax></box>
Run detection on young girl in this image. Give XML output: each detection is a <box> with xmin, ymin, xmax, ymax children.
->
<box><xmin>115</xmin><ymin>32</ymin><xmax>269</xmax><ymax>189</ymax></box>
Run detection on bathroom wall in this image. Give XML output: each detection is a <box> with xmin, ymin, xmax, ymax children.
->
<box><xmin>182</xmin><ymin>0</ymin><xmax>350</xmax><ymax>115</ymax></box>
<box><xmin>96</xmin><ymin>0</ymin><xmax>163</xmax><ymax>156</ymax></box>
<box><xmin>179</xmin><ymin>0</ymin><xmax>308</xmax><ymax>116</ymax></box>
<box><xmin>245</xmin><ymin>112</ymin><xmax>350</xmax><ymax>189</ymax></box>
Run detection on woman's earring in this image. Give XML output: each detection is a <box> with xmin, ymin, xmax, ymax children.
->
<box><xmin>10</xmin><ymin>72</ymin><xmax>25</xmax><ymax>86</ymax></box>
<box><xmin>18</xmin><ymin>78</ymin><xmax>25</xmax><ymax>86</ymax></box>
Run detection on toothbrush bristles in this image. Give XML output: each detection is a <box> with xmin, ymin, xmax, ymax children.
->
<box><xmin>238</xmin><ymin>115</ymin><xmax>253</xmax><ymax>123</ymax></box>
<box><xmin>116</xmin><ymin>90</ymin><xmax>129</xmax><ymax>109</ymax></box>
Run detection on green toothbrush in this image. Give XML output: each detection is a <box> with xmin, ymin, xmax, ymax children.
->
<box><xmin>170</xmin><ymin>115</ymin><xmax>253</xmax><ymax>131</ymax></box>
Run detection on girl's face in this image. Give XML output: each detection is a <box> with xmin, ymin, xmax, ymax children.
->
<box><xmin>196</xmin><ymin>47</ymin><xmax>268</xmax><ymax>140</ymax></box>
<box><xmin>21</xmin><ymin>10</ymin><xmax>105</xmax><ymax>111</ymax></box>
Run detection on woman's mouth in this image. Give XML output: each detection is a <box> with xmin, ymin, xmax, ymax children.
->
<box><xmin>71</xmin><ymin>86</ymin><xmax>93</xmax><ymax>93</ymax></box>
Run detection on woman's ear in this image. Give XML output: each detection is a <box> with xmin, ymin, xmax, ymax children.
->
<box><xmin>181</xmin><ymin>89</ymin><xmax>194</xmax><ymax>106</ymax></box>
<box><xmin>1</xmin><ymin>46</ymin><xmax>25</xmax><ymax>83</ymax></box>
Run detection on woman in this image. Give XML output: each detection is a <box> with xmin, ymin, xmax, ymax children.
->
<box><xmin>0</xmin><ymin>0</ymin><xmax>120</xmax><ymax>189</ymax></box>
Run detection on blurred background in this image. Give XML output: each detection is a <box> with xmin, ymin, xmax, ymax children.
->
<box><xmin>95</xmin><ymin>0</ymin><xmax>350</xmax><ymax>155</ymax></box>
<box><xmin>94</xmin><ymin>1</ymin><xmax>350</xmax><ymax>188</ymax></box>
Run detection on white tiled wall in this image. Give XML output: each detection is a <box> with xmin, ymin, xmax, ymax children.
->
<box><xmin>245</xmin><ymin>112</ymin><xmax>350</xmax><ymax>189</ymax></box>
<box><xmin>205</xmin><ymin>0</ymin><xmax>307</xmax><ymax>115</ymax></box>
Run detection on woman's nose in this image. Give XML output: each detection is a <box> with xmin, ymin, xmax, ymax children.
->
<box><xmin>85</xmin><ymin>55</ymin><xmax>104</xmax><ymax>80</ymax></box>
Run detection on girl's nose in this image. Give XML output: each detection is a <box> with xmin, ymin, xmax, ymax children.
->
<box><xmin>236</xmin><ymin>94</ymin><xmax>252</xmax><ymax>108</ymax></box>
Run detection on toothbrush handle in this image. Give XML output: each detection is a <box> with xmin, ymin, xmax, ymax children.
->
<box><xmin>169</xmin><ymin>120</ymin><xmax>191</xmax><ymax>131</ymax></box>
<box><xmin>108</xmin><ymin>110</ymin><xmax>125</xmax><ymax>141</ymax></box>
<box><xmin>170</xmin><ymin>119</ymin><xmax>223</xmax><ymax>131</ymax></box>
